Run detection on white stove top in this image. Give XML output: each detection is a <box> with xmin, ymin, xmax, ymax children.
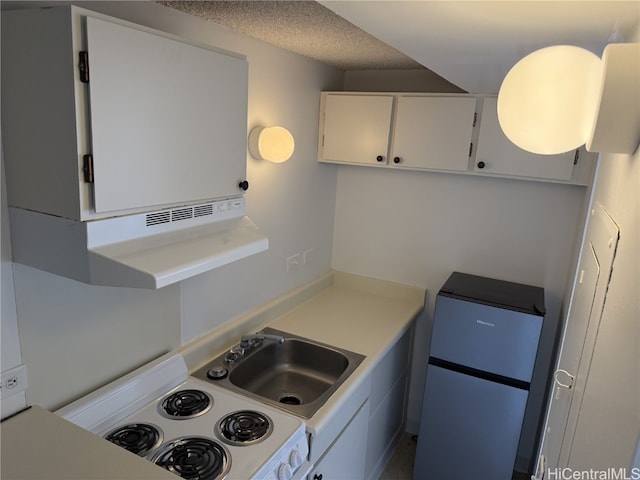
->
<box><xmin>56</xmin><ymin>354</ymin><xmax>310</xmax><ymax>480</ymax></box>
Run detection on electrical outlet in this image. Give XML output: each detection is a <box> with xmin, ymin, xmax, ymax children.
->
<box><xmin>1</xmin><ymin>364</ymin><xmax>28</xmax><ymax>399</ymax></box>
<box><xmin>303</xmin><ymin>249</ymin><xmax>314</xmax><ymax>265</ymax></box>
<box><xmin>286</xmin><ymin>254</ymin><xmax>301</xmax><ymax>272</ymax></box>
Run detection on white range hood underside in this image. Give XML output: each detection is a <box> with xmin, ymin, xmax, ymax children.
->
<box><xmin>9</xmin><ymin>198</ymin><xmax>268</xmax><ymax>289</ymax></box>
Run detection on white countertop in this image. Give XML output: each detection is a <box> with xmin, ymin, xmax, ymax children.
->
<box><xmin>266</xmin><ymin>271</ymin><xmax>425</xmax><ymax>455</ymax></box>
<box><xmin>0</xmin><ymin>405</ymin><xmax>176</xmax><ymax>480</ymax></box>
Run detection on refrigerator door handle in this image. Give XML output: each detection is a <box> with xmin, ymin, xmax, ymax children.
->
<box><xmin>554</xmin><ymin>369</ymin><xmax>575</xmax><ymax>389</ymax></box>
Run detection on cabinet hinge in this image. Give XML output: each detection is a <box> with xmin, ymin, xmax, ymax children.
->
<box><xmin>472</xmin><ymin>112</ymin><xmax>477</xmax><ymax>127</ymax></box>
<box><xmin>574</xmin><ymin>149</ymin><xmax>579</xmax><ymax>165</ymax></box>
<box><xmin>83</xmin><ymin>154</ymin><xmax>94</xmax><ymax>183</ymax></box>
<box><xmin>469</xmin><ymin>142</ymin><xmax>473</xmax><ymax>157</ymax></box>
<box><xmin>78</xmin><ymin>51</ymin><xmax>89</xmax><ymax>83</ymax></box>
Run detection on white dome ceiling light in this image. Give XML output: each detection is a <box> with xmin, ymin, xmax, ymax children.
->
<box><xmin>497</xmin><ymin>43</ymin><xmax>639</xmax><ymax>155</ymax></box>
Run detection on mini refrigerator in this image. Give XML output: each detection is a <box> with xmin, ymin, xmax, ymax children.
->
<box><xmin>413</xmin><ymin>272</ymin><xmax>545</xmax><ymax>480</ymax></box>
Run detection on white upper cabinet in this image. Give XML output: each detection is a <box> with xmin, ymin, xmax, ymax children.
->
<box><xmin>318</xmin><ymin>92</ymin><xmax>595</xmax><ymax>185</ymax></box>
<box><xmin>2</xmin><ymin>6</ymin><xmax>249</xmax><ymax>221</ymax></box>
<box><xmin>320</xmin><ymin>94</ymin><xmax>394</xmax><ymax>166</ymax></box>
<box><xmin>474</xmin><ymin>97</ymin><xmax>577</xmax><ymax>181</ymax></box>
<box><xmin>391</xmin><ymin>96</ymin><xmax>476</xmax><ymax>171</ymax></box>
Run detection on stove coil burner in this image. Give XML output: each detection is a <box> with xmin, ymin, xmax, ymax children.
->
<box><xmin>104</xmin><ymin>423</ymin><xmax>163</xmax><ymax>457</ymax></box>
<box><xmin>159</xmin><ymin>389</ymin><xmax>213</xmax><ymax>419</ymax></box>
<box><xmin>216</xmin><ymin>410</ymin><xmax>273</xmax><ymax>446</ymax></box>
<box><xmin>151</xmin><ymin>436</ymin><xmax>231</xmax><ymax>480</ymax></box>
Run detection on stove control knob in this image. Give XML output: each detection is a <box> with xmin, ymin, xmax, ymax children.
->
<box><xmin>277</xmin><ymin>463</ymin><xmax>293</xmax><ymax>480</ymax></box>
<box><xmin>289</xmin><ymin>450</ymin><xmax>304</xmax><ymax>468</ymax></box>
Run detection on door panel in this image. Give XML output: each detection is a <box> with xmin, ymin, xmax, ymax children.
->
<box><xmin>86</xmin><ymin>16</ymin><xmax>247</xmax><ymax>213</ymax></box>
<box><xmin>391</xmin><ymin>96</ymin><xmax>476</xmax><ymax>171</ymax></box>
<box><xmin>321</xmin><ymin>94</ymin><xmax>393</xmax><ymax>165</ymax></box>
<box><xmin>541</xmin><ymin>244</ymin><xmax>599</xmax><ymax>468</ymax></box>
<box><xmin>414</xmin><ymin>365</ymin><xmax>528</xmax><ymax>480</ymax></box>
<box><xmin>539</xmin><ymin>203</ymin><xmax>619</xmax><ymax>470</ymax></box>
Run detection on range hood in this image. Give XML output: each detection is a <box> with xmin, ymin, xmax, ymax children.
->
<box><xmin>9</xmin><ymin>198</ymin><xmax>268</xmax><ymax>289</ymax></box>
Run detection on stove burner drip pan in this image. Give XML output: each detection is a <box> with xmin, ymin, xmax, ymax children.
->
<box><xmin>151</xmin><ymin>436</ymin><xmax>231</xmax><ymax>480</ymax></box>
<box><xmin>104</xmin><ymin>423</ymin><xmax>163</xmax><ymax>456</ymax></box>
<box><xmin>159</xmin><ymin>389</ymin><xmax>213</xmax><ymax>419</ymax></box>
<box><xmin>216</xmin><ymin>410</ymin><xmax>273</xmax><ymax>446</ymax></box>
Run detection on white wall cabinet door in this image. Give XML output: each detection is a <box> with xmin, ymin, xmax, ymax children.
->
<box><xmin>86</xmin><ymin>16</ymin><xmax>248</xmax><ymax>214</ymax></box>
<box><xmin>474</xmin><ymin>97</ymin><xmax>577</xmax><ymax>181</ymax></box>
<box><xmin>391</xmin><ymin>96</ymin><xmax>476</xmax><ymax>171</ymax></box>
<box><xmin>320</xmin><ymin>94</ymin><xmax>393</xmax><ymax>165</ymax></box>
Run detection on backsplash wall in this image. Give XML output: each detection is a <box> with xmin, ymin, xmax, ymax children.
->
<box><xmin>331</xmin><ymin>165</ymin><xmax>590</xmax><ymax>449</ymax></box>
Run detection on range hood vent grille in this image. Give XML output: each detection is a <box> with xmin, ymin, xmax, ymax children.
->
<box><xmin>145</xmin><ymin>202</ymin><xmax>220</xmax><ymax>227</ymax></box>
<box><xmin>146</xmin><ymin>211</ymin><xmax>171</xmax><ymax>226</ymax></box>
<box><xmin>171</xmin><ymin>207</ymin><xmax>193</xmax><ymax>222</ymax></box>
<box><xmin>194</xmin><ymin>204</ymin><xmax>214</xmax><ymax>217</ymax></box>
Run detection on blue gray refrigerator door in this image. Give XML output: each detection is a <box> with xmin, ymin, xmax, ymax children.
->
<box><xmin>430</xmin><ymin>295</ymin><xmax>543</xmax><ymax>382</ymax></box>
<box><xmin>413</xmin><ymin>365</ymin><xmax>528</xmax><ymax>480</ymax></box>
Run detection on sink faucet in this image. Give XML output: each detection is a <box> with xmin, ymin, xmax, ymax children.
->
<box><xmin>240</xmin><ymin>333</ymin><xmax>285</xmax><ymax>348</ymax></box>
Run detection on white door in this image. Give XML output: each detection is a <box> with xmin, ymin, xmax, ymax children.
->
<box><xmin>321</xmin><ymin>94</ymin><xmax>393</xmax><ymax>165</ymax></box>
<box><xmin>86</xmin><ymin>16</ymin><xmax>248</xmax><ymax>214</ymax></box>
<box><xmin>541</xmin><ymin>244</ymin><xmax>599</xmax><ymax>469</ymax></box>
<box><xmin>474</xmin><ymin>97</ymin><xmax>577</xmax><ymax>180</ymax></box>
<box><xmin>391</xmin><ymin>96</ymin><xmax>476</xmax><ymax>171</ymax></box>
<box><xmin>539</xmin><ymin>203</ymin><xmax>619</xmax><ymax>470</ymax></box>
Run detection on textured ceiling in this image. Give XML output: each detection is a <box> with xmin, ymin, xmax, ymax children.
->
<box><xmin>159</xmin><ymin>1</ymin><xmax>424</xmax><ymax>70</ymax></box>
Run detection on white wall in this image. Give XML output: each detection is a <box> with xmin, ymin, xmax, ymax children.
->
<box><xmin>3</xmin><ymin>1</ymin><xmax>342</xmax><ymax>410</ymax></box>
<box><xmin>331</xmin><ymin>166</ymin><xmax>590</xmax><ymax>460</ymax></box>
<box><xmin>344</xmin><ymin>68</ymin><xmax>465</xmax><ymax>93</ymax></box>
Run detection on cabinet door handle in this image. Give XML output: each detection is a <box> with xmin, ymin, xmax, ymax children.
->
<box><xmin>477</xmin><ymin>161</ymin><xmax>486</xmax><ymax>169</ymax></box>
<box><xmin>393</xmin><ymin>156</ymin><xmax>401</xmax><ymax>164</ymax></box>
<box><xmin>554</xmin><ymin>369</ymin><xmax>574</xmax><ymax>389</ymax></box>
<box><xmin>376</xmin><ymin>155</ymin><xmax>384</xmax><ymax>162</ymax></box>
<box><xmin>313</xmin><ymin>475</ymin><xmax>323</xmax><ymax>480</ymax></box>
<box><xmin>238</xmin><ymin>180</ymin><xmax>249</xmax><ymax>191</ymax></box>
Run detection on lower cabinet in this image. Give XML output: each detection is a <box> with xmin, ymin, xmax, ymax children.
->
<box><xmin>307</xmin><ymin>325</ymin><xmax>414</xmax><ymax>480</ymax></box>
<box><xmin>364</xmin><ymin>328</ymin><xmax>413</xmax><ymax>480</ymax></box>
<box><xmin>308</xmin><ymin>400</ymin><xmax>370</xmax><ymax>480</ymax></box>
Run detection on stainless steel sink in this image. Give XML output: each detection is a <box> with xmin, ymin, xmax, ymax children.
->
<box><xmin>192</xmin><ymin>327</ymin><xmax>365</xmax><ymax>418</ymax></box>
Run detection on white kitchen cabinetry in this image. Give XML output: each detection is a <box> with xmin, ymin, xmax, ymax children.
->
<box><xmin>308</xmin><ymin>400</ymin><xmax>370</xmax><ymax>480</ymax></box>
<box><xmin>474</xmin><ymin>97</ymin><xmax>578</xmax><ymax>181</ymax></box>
<box><xmin>320</xmin><ymin>94</ymin><xmax>394</xmax><ymax>166</ymax></box>
<box><xmin>391</xmin><ymin>96</ymin><xmax>476</xmax><ymax>171</ymax></box>
<box><xmin>364</xmin><ymin>328</ymin><xmax>413</xmax><ymax>480</ymax></box>
<box><xmin>318</xmin><ymin>92</ymin><xmax>595</xmax><ymax>185</ymax></box>
<box><xmin>305</xmin><ymin>326</ymin><xmax>414</xmax><ymax>480</ymax></box>
<box><xmin>2</xmin><ymin>6</ymin><xmax>248</xmax><ymax>221</ymax></box>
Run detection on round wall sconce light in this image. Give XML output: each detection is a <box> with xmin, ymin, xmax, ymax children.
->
<box><xmin>248</xmin><ymin>126</ymin><xmax>295</xmax><ymax>163</ymax></box>
<box><xmin>497</xmin><ymin>43</ymin><xmax>639</xmax><ymax>155</ymax></box>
